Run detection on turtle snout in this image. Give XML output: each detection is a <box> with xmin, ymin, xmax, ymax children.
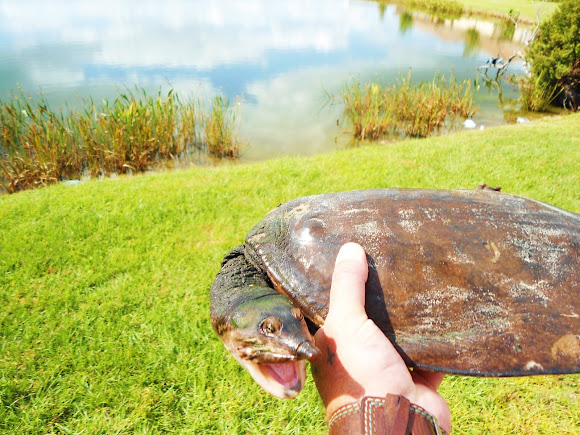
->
<box><xmin>296</xmin><ymin>340</ymin><xmax>321</xmax><ymax>362</ymax></box>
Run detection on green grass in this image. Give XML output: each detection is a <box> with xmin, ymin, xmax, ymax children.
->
<box><xmin>1</xmin><ymin>113</ymin><xmax>579</xmax><ymax>433</ymax></box>
<box><xmin>376</xmin><ymin>0</ymin><xmax>559</xmax><ymax>21</ymax></box>
<box><xmin>456</xmin><ymin>0</ymin><xmax>558</xmax><ymax>21</ymax></box>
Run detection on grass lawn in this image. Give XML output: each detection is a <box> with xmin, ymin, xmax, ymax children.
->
<box><xmin>1</xmin><ymin>113</ymin><xmax>579</xmax><ymax>433</ymax></box>
<box><xmin>457</xmin><ymin>0</ymin><xmax>558</xmax><ymax>20</ymax></box>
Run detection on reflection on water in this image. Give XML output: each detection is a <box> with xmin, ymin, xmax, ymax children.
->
<box><xmin>0</xmin><ymin>0</ymin><xmax>527</xmax><ymax>160</ymax></box>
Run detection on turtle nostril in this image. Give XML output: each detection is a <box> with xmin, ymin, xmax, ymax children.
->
<box><xmin>296</xmin><ymin>341</ymin><xmax>321</xmax><ymax>362</ymax></box>
<box><xmin>291</xmin><ymin>308</ymin><xmax>304</xmax><ymax>321</ymax></box>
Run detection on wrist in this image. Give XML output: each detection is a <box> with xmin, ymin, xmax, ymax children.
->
<box><xmin>325</xmin><ymin>393</ymin><xmax>360</xmax><ymax>421</ymax></box>
<box><xmin>328</xmin><ymin>394</ymin><xmax>447</xmax><ymax>435</ymax></box>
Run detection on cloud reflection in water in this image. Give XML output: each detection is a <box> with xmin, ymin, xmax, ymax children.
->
<box><xmin>0</xmin><ymin>0</ymin><xmax>523</xmax><ymax>158</ymax></box>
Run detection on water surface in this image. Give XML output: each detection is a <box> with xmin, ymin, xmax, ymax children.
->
<box><xmin>0</xmin><ymin>0</ymin><xmax>527</xmax><ymax>160</ymax></box>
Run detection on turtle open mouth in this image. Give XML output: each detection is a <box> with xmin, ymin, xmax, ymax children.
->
<box><xmin>237</xmin><ymin>340</ymin><xmax>319</xmax><ymax>398</ymax></box>
<box><xmin>255</xmin><ymin>360</ymin><xmax>305</xmax><ymax>398</ymax></box>
<box><xmin>260</xmin><ymin>362</ymin><xmax>301</xmax><ymax>389</ymax></box>
<box><xmin>234</xmin><ymin>356</ymin><xmax>306</xmax><ymax>399</ymax></box>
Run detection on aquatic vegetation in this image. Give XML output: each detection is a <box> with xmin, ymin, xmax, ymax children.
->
<box><xmin>463</xmin><ymin>28</ymin><xmax>481</xmax><ymax>56</ymax></box>
<box><xmin>339</xmin><ymin>72</ymin><xmax>476</xmax><ymax>140</ymax></box>
<box><xmin>375</xmin><ymin>0</ymin><xmax>464</xmax><ymax>18</ymax></box>
<box><xmin>75</xmin><ymin>90</ymin><xmax>190</xmax><ymax>177</ymax></box>
<box><xmin>200</xmin><ymin>95</ymin><xmax>243</xmax><ymax>158</ymax></box>
<box><xmin>340</xmin><ymin>81</ymin><xmax>391</xmax><ymax>140</ymax></box>
<box><xmin>0</xmin><ymin>88</ymin><xmax>243</xmax><ymax>193</ymax></box>
<box><xmin>497</xmin><ymin>11</ymin><xmax>519</xmax><ymax>40</ymax></box>
<box><xmin>515</xmin><ymin>73</ymin><xmax>559</xmax><ymax>112</ymax></box>
<box><xmin>0</xmin><ymin>91</ymin><xmax>84</xmax><ymax>192</ymax></box>
<box><xmin>405</xmin><ymin>0</ymin><xmax>464</xmax><ymax>17</ymax></box>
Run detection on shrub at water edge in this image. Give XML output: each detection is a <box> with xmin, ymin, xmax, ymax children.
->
<box><xmin>526</xmin><ymin>0</ymin><xmax>580</xmax><ymax>110</ymax></box>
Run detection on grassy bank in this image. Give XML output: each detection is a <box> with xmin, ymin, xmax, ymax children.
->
<box><xmin>455</xmin><ymin>0</ymin><xmax>558</xmax><ymax>20</ymax></box>
<box><xmin>1</xmin><ymin>113</ymin><xmax>579</xmax><ymax>433</ymax></box>
<box><xmin>378</xmin><ymin>0</ymin><xmax>559</xmax><ymax>21</ymax></box>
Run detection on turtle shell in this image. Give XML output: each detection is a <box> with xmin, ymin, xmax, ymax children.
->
<box><xmin>245</xmin><ymin>189</ymin><xmax>580</xmax><ymax>376</ymax></box>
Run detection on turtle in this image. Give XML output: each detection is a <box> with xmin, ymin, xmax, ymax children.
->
<box><xmin>210</xmin><ymin>188</ymin><xmax>580</xmax><ymax>399</ymax></box>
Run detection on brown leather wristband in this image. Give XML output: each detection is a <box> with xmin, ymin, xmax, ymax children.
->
<box><xmin>328</xmin><ymin>394</ymin><xmax>446</xmax><ymax>435</ymax></box>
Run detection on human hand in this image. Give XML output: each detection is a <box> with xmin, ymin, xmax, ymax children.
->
<box><xmin>311</xmin><ymin>243</ymin><xmax>451</xmax><ymax>433</ymax></box>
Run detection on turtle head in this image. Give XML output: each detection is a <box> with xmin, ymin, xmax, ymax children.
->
<box><xmin>218</xmin><ymin>292</ymin><xmax>320</xmax><ymax>399</ymax></box>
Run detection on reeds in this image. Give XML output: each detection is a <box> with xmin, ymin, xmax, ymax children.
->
<box><xmin>404</xmin><ymin>0</ymin><xmax>463</xmax><ymax>17</ymax></box>
<box><xmin>0</xmin><ymin>88</ymin><xmax>243</xmax><ymax>193</ymax></box>
<box><xmin>0</xmin><ymin>91</ymin><xmax>84</xmax><ymax>192</ymax></box>
<box><xmin>199</xmin><ymin>95</ymin><xmax>243</xmax><ymax>158</ymax></box>
<box><xmin>339</xmin><ymin>72</ymin><xmax>476</xmax><ymax>140</ymax></box>
<box><xmin>378</xmin><ymin>0</ymin><xmax>463</xmax><ymax>18</ymax></box>
<box><xmin>516</xmin><ymin>74</ymin><xmax>559</xmax><ymax>112</ymax></box>
<box><xmin>75</xmin><ymin>90</ymin><xmax>187</xmax><ymax>177</ymax></box>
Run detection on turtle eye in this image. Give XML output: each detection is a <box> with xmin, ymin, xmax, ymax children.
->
<box><xmin>291</xmin><ymin>308</ymin><xmax>304</xmax><ymax>321</ymax></box>
<box><xmin>260</xmin><ymin>316</ymin><xmax>282</xmax><ymax>336</ymax></box>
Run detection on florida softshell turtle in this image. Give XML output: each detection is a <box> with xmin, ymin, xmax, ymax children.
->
<box><xmin>210</xmin><ymin>188</ymin><xmax>580</xmax><ymax>399</ymax></box>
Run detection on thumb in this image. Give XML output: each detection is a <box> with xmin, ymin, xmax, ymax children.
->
<box><xmin>327</xmin><ymin>243</ymin><xmax>369</xmax><ymax>326</ymax></box>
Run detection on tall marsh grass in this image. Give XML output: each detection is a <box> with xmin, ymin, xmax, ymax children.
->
<box><xmin>76</xmin><ymin>90</ymin><xmax>188</xmax><ymax>177</ymax></box>
<box><xmin>405</xmin><ymin>0</ymin><xmax>464</xmax><ymax>17</ymax></box>
<box><xmin>516</xmin><ymin>74</ymin><xmax>560</xmax><ymax>112</ymax></box>
<box><xmin>0</xmin><ymin>88</ymin><xmax>243</xmax><ymax>193</ymax></box>
<box><xmin>201</xmin><ymin>95</ymin><xmax>243</xmax><ymax>158</ymax></box>
<box><xmin>0</xmin><ymin>94</ymin><xmax>84</xmax><ymax>192</ymax></box>
<box><xmin>377</xmin><ymin>0</ymin><xmax>464</xmax><ymax>18</ymax></box>
<box><xmin>340</xmin><ymin>72</ymin><xmax>476</xmax><ymax>140</ymax></box>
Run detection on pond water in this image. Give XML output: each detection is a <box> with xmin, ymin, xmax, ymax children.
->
<box><xmin>0</xmin><ymin>0</ymin><xmax>527</xmax><ymax>161</ymax></box>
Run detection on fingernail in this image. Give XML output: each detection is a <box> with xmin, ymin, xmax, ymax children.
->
<box><xmin>335</xmin><ymin>242</ymin><xmax>363</xmax><ymax>263</ymax></box>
